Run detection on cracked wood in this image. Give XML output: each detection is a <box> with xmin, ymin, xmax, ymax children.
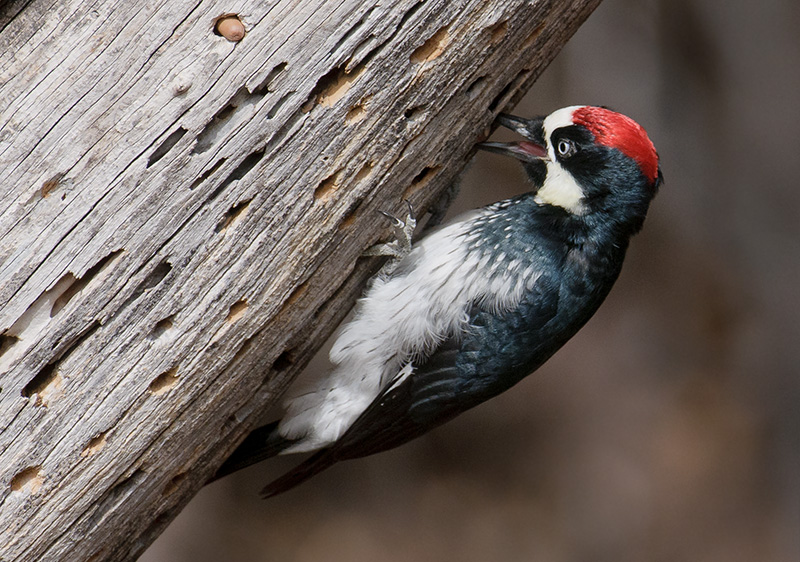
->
<box><xmin>0</xmin><ymin>0</ymin><xmax>602</xmax><ymax>559</ymax></box>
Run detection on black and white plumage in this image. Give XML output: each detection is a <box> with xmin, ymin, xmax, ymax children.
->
<box><xmin>214</xmin><ymin>105</ymin><xmax>663</xmax><ymax>497</ymax></box>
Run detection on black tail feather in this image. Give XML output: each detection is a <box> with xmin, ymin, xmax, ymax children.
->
<box><xmin>210</xmin><ymin>421</ymin><xmax>292</xmax><ymax>483</ymax></box>
<box><xmin>260</xmin><ymin>450</ymin><xmax>337</xmax><ymax>498</ymax></box>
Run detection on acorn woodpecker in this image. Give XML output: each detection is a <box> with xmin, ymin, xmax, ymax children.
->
<box><xmin>214</xmin><ymin>105</ymin><xmax>663</xmax><ymax>497</ymax></box>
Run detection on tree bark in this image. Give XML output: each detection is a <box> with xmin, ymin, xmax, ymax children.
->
<box><xmin>0</xmin><ymin>0</ymin><xmax>601</xmax><ymax>559</ymax></box>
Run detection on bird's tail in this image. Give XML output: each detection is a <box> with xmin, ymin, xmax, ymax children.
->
<box><xmin>260</xmin><ymin>450</ymin><xmax>337</xmax><ymax>498</ymax></box>
<box><xmin>210</xmin><ymin>421</ymin><xmax>291</xmax><ymax>483</ymax></box>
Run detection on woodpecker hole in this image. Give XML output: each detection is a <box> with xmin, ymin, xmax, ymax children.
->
<box><xmin>216</xmin><ymin>148</ymin><xmax>266</xmax><ymax>194</ymax></box>
<box><xmin>489</xmin><ymin>85</ymin><xmax>512</xmax><ymax>112</ymax></box>
<box><xmin>194</xmin><ymin>86</ymin><xmax>268</xmax><ymax>154</ymax></box>
<box><xmin>355</xmin><ymin>161</ymin><xmax>373</xmax><ymax>182</ymax></box>
<box><xmin>214</xmin><ymin>14</ymin><xmax>245</xmax><ymax>42</ymax></box>
<box><xmin>285</xmin><ymin>283</ymin><xmax>308</xmax><ymax>308</ymax></box>
<box><xmin>81</xmin><ymin>431</ymin><xmax>108</xmax><ymax>458</ymax></box>
<box><xmin>162</xmin><ymin>472</ymin><xmax>187</xmax><ymax>496</ymax></box>
<box><xmin>3</xmin><ymin>249</ymin><xmax>120</xmax><ymax>340</ymax></box>
<box><xmin>314</xmin><ymin>169</ymin><xmax>344</xmax><ymax>202</ymax></box>
<box><xmin>410</xmin><ymin>27</ymin><xmax>449</xmax><ymax>64</ymax></box>
<box><xmin>303</xmin><ymin>64</ymin><xmax>366</xmax><ymax>112</ymax></box>
<box><xmin>147</xmin><ymin>127</ymin><xmax>188</xmax><ymax>168</ymax></box>
<box><xmin>216</xmin><ymin>198</ymin><xmax>252</xmax><ymax>233</ymax></box>
<box><xmin>40</xmin><ymin>173</ymin><xmax>64</xmax><ymax>198</ymax></box>
<box><xmin>50</xmin><ymin>320</ymin><xmax>101</xmax><ymax>365</ymax></box>
<box><xmin>22</xmin><ymin>362</ymin><xmax>62</xmax><ymax>405</ymax></box>
<box><xmin>522</xmin><ymin>22</ymin><xmax>546</xmax><ymax>50</ymax></box>
<box><xmin>226</xmin><ymin>300</ymin><xmax>248</xmax><ymax>323</ymax></box>
<box><xmin>398</xmin><ymin>0</ymin><xmax>425</xmax><ymax>32</ymax></box>
<box><xmin>189</xmin><ymin>158</ymin><xmax>226</xmax><ymax>190</ymax></box>
<box><xmin>267</xmin><ymin>91</ymin><xmax>294</xmax><ymax>119</ymax></box>
<box><xmin>273</xmin><ymin>282</ymin><xmax>309</xmax><ymax>325</ymax></box>
<box><xmin>195</xmin><ymin>103</ymin><xmax>236</xmax><ymax>154</ymax></box>
<box><xmin>112</xmin><ymin>469</ymin><xmax>147</xmax><ymax>495</ymax></box>
<box><xmin>139</xmin><ymin>262</ymin><xmax>172</xmax><ymax>292</ymax></box>
<box><xmin>272</xmin><ymin>350</ymin><xmax>294</xmax><ymax>372</ymax></box>
<box><xmin>10</xmin><ymin>465</ymin><xmax>43</xmax><ymax>494</ymax></box>
<box><xmin>404</xmin><ymin>165</ymin><xmax>441</xmax><ymax>198</ymax></box>
<box><xmin>346</xmin><ymin>102</ymin><xmax>367</xmax><ymax>124</ymax></box>
<box><xmin>253</xmin><ymin>62</ymin><xmax>288</xmax><ymax>95</ymax></box>
<box><xmin>339</xmin><ymin>198</ymin><xmax>365</xmax><ymax>231</ymax></box>
<box><xmin>51</xmin><ymin>250</ymin><xmax>124</xmax><ymax>317</ymax></box>
<box><xmin>489</xmin><ymin>69</ymin><xmax>529</xmax><ymax>113</ymax></box>
<box><xmin>0</xmin><ymin>334</ymin><xmax>20</xmax><ymax>358</ymax></box>
<box><xmin>331</xmin><ymin>7</ymin><xmax>376</xmax><ymax>55</ymax></box>
<box><xmin>318</xmin><ymin>66</ymin><xmax>366</xmax><ymax>107</ymax></box>
<box><xmin>487</xmin><ymin>20</ymin><xmax>509</xmax><ymax>45</ymax></box>
<box><xmin>122</xmin><ymin>260</ymin><xmax>173</xmax><ymax>311</ymax></box>
<box><xmin>465</xmin><ymin>76</ymin><xmax>487</xmax><ymax>99</ymax></box>
<box><xmin>403</xmin><ymin>105</ymin><xmax>426</xmax><ymax>123</ymax></box>
<box><xmin>339</xmin><ymin>211</ymin><xmax>358</xmax><ymax>231</ymax></box>
<box><xmin>149</xmin><ymin>366</ymin><xmax>179</xmax><ymax>395</ymax></box>
<box><xmin>150</xmin><ymin>316</ymin><xmax>175</xmax><ymax>340</ymax></box>
<box><xmin>194</xmin><ymin>109</ymin><xmax>234</xmax><ymax>155</ymax></box>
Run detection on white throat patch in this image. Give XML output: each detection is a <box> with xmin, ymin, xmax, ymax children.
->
<box><xmin>535</xmin><ymin>160</ymin><xmax>587</xmax><ymax>214</ymax></box>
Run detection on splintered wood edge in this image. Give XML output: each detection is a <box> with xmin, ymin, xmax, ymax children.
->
<box><xmin>0</xmin><ymin>0</ymin><xmax>602</xmax><ymax>559</ymax></box>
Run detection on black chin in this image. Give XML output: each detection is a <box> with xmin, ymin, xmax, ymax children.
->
<box><xmin>521</xmin><ymin>159</ymin><xmax>547</xmax><ymax>188</ymax></box>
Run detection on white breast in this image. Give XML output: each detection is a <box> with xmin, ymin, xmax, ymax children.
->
<box><xmin>277</xmin><ymin>206</ymin><xmax>540</xmax><ymax>453</ymax></box>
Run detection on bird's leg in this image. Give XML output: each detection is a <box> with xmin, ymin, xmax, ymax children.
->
<box><xmin>363</xmin><ymin>200</ymin><xmax>416</xmax><ymax>261</ymax></box>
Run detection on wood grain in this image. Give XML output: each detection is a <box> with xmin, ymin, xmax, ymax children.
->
<box><xmin>0</xmin><ymin>0</ymin><xmax>601</xmax><ymax>559</ymax></box>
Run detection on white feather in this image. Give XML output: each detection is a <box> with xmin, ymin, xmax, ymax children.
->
<box><xmin>535</xmin><ymin>160</ymin><xmax>586</xmax><ymax>214</ymax></box>
<box><xmin>278</xmin><ymin>205</ymin><xmax>541</xmax><ymax>453</ymax></box>
<box><xmin>537</xmin><ymin>105</ymin><xmax>588</xmax><ymax>214</ymax></box>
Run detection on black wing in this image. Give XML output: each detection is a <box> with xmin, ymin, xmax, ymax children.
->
<box><xmin>259</xmin><ymin>273</ymin><xmax>563</xmax><ymax>497</ymax></box>
<box><xmin>210</xmin><ymin>421</ymin><xmax>290</xmax><ymax>483</ymax></box>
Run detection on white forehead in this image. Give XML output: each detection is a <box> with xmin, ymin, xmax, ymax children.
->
<box><xmin>542</xmin><ymin>105</ymin><xmax>584</xmax><ymax>141</ymax></box>
<box><xmin>536</xmin><ymin>106</ymin><xmax>589</xmax><ymax>215</ymax></box>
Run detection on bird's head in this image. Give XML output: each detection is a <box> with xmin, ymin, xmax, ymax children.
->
<box><xmin>480</xmin><ymin>105</ymin><xmax>662</xmax><ymax>234</ymax></box>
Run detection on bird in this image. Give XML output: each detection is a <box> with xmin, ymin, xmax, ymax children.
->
<box><xmin>213</xmin><ymin>105</ymin><xmax>663</xmax><ymax>497</ymax></box>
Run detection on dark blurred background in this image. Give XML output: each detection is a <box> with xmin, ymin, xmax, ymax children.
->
<box><xmin>142</xmin><ymin>0</ymin><xmax>799</xmax><ymax>560</ymax></box>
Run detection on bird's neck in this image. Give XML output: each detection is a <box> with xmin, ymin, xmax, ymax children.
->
<box><xmin>531</xmin><ymin>201</ymin><xmax>632</xmax><ymax>281</ymax></box>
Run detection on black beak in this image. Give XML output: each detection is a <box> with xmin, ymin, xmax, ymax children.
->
<box><xmin>495</xmin><ymin>113</ymin><xmax>537</xmax><ymax>137</ymax></box>
<box><xmin>478</xmin><ymin>113</ymin><xmax>549</xmax><ymax>163</ymax></box>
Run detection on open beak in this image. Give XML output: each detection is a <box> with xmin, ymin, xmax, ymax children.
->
<box><xmin>478</xmin><ymin>113</ymin><xmax>549</xmax><ymax>162</ymax></box>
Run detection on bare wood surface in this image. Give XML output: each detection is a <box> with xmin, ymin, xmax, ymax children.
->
<box><xmin>0</xmin><ymin>0</ymin><xmax>601</xmax><ymax>559</ymax></box>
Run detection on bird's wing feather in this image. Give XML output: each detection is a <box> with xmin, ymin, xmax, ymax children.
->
<box><xmin>258</xmin><ymin>274</ymin><xmax>562</xmax><ymax>497</ymax></box>
<box><xmin>332</xmin><ymin>272</ymin><xmax>561</xmax><ymax>459</ymax></box>
<box><xmin>210</xmin><ymin>421</ymin><xmax>290</xmax><ymax>482</ymax></box>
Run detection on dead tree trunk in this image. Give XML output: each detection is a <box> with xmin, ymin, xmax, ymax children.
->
<box><xmin>0</xmin><ymin>0</ymin><xmax>601</xmax><ymax>559</ymax></box>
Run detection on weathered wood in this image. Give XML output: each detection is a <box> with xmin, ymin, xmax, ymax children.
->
<box><xmin>0</xmin><ymin>0</ymin><xmax>601</xmax><ymax>559</ymax></box>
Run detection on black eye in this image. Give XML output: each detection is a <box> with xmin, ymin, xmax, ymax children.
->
<box><xmin>556</xmin><ymin>138</ymin><xmax>577</xmax><ymax>158</ymax></box>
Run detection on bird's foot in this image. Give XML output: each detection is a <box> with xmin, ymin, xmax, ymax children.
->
<box><xmin>363</xmin><ymin>201</ymin><xmax>416</xmax><ymax>261</ymax></box>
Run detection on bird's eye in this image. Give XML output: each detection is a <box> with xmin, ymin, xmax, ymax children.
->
<box><xmin>556</xmin><ymin>138</ymin><xmax>577</xmax><ymax>158</ymax></box>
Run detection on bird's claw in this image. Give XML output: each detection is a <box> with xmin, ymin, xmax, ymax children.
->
<box><xmin>363</xmin><ymin>201</ymin><xmax>417</xmax><ymax>262</ymax></box>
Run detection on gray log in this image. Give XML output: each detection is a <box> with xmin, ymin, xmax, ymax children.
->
<box><xmin>0</xmin><ymin>0</ymin><xmax>601</xmax><ymax>559</ymax></box>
